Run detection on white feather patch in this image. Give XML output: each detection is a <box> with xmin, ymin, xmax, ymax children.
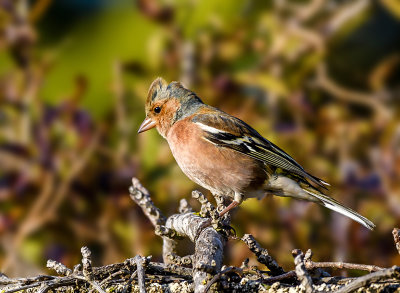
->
<box><xmin>195</xmin><ymin>122</ymin><xmax>224</xmax><ymax>134</ymax></box>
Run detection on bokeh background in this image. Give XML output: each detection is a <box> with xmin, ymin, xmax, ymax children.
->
<box><xmin>0</xmin><ymin>0</ymin><xmax>399</xmax><ymax>277</ymax></box>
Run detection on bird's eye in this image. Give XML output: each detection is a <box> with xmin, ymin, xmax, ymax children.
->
<box><xmin>154</xmin><ymin>106</ymin><xmax>161</xmax><ymax>114</ymax></box>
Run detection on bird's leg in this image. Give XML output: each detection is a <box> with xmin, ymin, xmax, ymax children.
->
<box><xmin>219</xmin><ymin>192</ymin><xmax>243</xmax><ymax>217</ymax></box>
<box><xmin>218</xmin><ymin>200</ymin><xmax>239</xmax><ymax>217</ymax></box>
<box><xmin>199</xmin><ymin>201</ymin><xmax>238</xmax><ymax>231</ymax></box>
<box><xmin>199</xmin><ymin>194</ymin><xmax>242</xmax><ymax>230</ymax></box>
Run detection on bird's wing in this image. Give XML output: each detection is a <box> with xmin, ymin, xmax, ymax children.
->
<box><xmin>192</xmin><ymin>110</ymin><xmax>329</xmax><ymax>189</ymax></box>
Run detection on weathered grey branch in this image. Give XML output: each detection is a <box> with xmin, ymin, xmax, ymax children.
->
<box><xmin>336</xmin><ymin>266</ymin><xmax>400</xmax><ymax>293</ymax></box>
<box><xmin>165</xmin><ymin>213</ymin><xmax>225</xmax><ymax>293</ymax></box>
<box><xmin>241</xmin><ymin>234</ymin><xmax>285</xmax><ymax>276</ymax></box>
<box><xmin>133</xmin><ymin>256</ymin><xmax>146</xmax><ymax>293</ymax></box>
<box><xmin>292</xmin><ymin>249</ymin><xmax>314</xmax><ymax>293</ymax></box>
<box><xmin>46</xmin><ymin>260</ymin><xmax>72</xmax><ymax>276</ymax></box>
<box><xmin>303</xmin><ymin>249</ymin><xmax>383</xmax><ymax>273</ymax></box>
<box><xmin>129</xmin><ymin>178</ymin><xmax>167</xmax><ymax>227</ymax></box>
<box><xmin>179</xmin><ymin>199</ymin><xmax>193</xmax><ymax>214</ymax></box>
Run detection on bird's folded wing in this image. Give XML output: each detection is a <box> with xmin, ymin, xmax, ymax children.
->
<box><xmin>192</xmin><ymin>112</ymin><xmax>329</xmax><ymax>189</ymax></box>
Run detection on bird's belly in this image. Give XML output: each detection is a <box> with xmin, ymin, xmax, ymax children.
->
<box><xmin>167</xmin><ymin>122</ymin><xmax>266</xmax><ymax>198</ymax></box>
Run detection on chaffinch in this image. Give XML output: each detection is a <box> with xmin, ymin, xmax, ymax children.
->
<box><xmin>138</xmin><ymin>78</ymin><xmax>375</xmax><ymax>230</ymax></box>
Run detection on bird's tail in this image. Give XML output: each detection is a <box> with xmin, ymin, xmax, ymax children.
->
<box><xmin>302</xmin><ymin>186</ymin><xmax>375</xmax><ymax>230</ymax></box>
<box><xmin>265</xmin><ymin>175</ymin><xmax>375</xmax><ymax>230</ymax></box>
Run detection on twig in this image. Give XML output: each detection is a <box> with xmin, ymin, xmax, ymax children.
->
<box><xmin>292</xmin><ymin>249</ymin><xmax>314</xmax><ymax>293</ymax></box>
<box><xmin>81</xmin><ymin>246</ymin><xmax>93</xmax><ymax>280</ymax></box>
<box><xmin>191</xmin><ymin>190</ymin><xmax>218</xmax><ymax>221</ymax></box>
<box><xmin>164</xmin><ymin>212</ymin><xmax>225</xmax><ymax>293</ymax></box>
<box><xmin>393</xmin><ymin>228</ymin><xmax>400</xmax><ymax>255</ymax></box>
<box><xmin>179</xmin><ymin>199</ymin><xmax>193</xmax><ymax>214</ymax></box>
<box><xmin>336</xmin><ymin>266</ymin><xmax>400</xmax><ymax>293</ymax></box>
<box><xmin>303</xmin><ymin>248</ymin><xmax>383</xmax><ymax>272</ymax></box>
<box><xmin>4</xmin><ymin>282</ymin><xmax>43</xmax><ymax>293</ymax></box>
<box><xmin>47</xmin><ymin>260</ymin><xmax>72</xmax><ymax>276</ymax></box>
<box><xmin>241</xmin><ymin>234</ymin><xmax>285</xmax><ymax>276</ymax></box>
<box><xmin>134</xmin><ymin>255</ymin><xmax>147</xmax><ymax>293</ymax></box>
<box><xmin>129</xmin><ymin>178</ymin><xmax>167</xmax><ymax>227</ymax></box>
<box><xmin>121</xmin><ymin>271</ymin><xmax>137</xmax><ymax>293</ymax></box>
<box><xmin>306</xmin><ymin>260</ymin><xmax>383</xmax><ymax>272</ymax></box>
<box><xmin>203</xmin><ymin>266</ymin><xmax>240</xmax><ymax>293</ymax></box>
<box><xmin>80</xmin><ymin>247</ymin><xmax>106</xmax><ymax>293</ymax></box>
<box><xmin>163</xmin><ymin>253</ymin><xmax>193</xmax><ymax>266</ymax></box>
<box><xmin>262</xmin><ymin>270</ymin><xmax>297</xmax><ymax>284</ymax></box>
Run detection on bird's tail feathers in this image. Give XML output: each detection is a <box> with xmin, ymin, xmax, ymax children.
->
<box><xmin>302</xmin><ymin>188</ymin><xmax>375</xmax><ymax>230</ymax></box>
<box><xmin>265</xmin><ymin>175</ymin><xmax>375</xmax><ymax>230</ymax></box>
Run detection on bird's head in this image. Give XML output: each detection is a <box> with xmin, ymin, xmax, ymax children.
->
<box><xmin>138</xmin><ymin>77</ymin><xmax>204</xmax><ymax>138</ymax></box>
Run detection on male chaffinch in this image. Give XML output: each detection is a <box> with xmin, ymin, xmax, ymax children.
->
<box><xmin>138</xmin><ymin>78</ymin><xmax>375</xmax><ymax>230</ymax></box>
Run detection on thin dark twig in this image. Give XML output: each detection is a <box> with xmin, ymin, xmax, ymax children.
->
<box><xmin>122</xmin><ymin>271</ymin><xmax>137</xmax><ymax>293</ymax></box>
<box><xmin>242</xmin><ymin>234</ymin><xmax>285</xmax><ymax>276</ymax></box>
<box><xmin>262</xmin><ymin>270</ymin><xmax>297</xmax><ymax>284</ymax></box>
<box><xmin>203</xmin><ymin>266</ymin><xmax>241</xmax><ymax>293</ymax></box>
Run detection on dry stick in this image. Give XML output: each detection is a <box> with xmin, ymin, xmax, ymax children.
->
<box><xmin>0</xmin><ymin>275</ymin><xmax>56</xmax><ymax>285</ymax></box>
<box><xmin>47</xmin><ymin>260</ymin><xmax>72</xmax><ymax>276</ymax></box>
<box><xmin>303</xmin><ymin>249</ymin><xmax>383</xmax><ymax>273</ymax></box>
<box><xmin>263</xmin><ymin>270</ymin><xmax>297</xmax><ymax>284</ymax></box>
<box><xmin>129</xmin><ymin>178</ymin><xmax>178</xmax><ymax>265</ymax></box>
<box><xmin>203</xmin><ymin>266</ymin><xmax>240</xmax><ymax>293</ymax></box>
<box><xmin>165</xmin><ymin>213</ymin><xmax>225</xmax><ymax>293</ymax></box>
<box><xmin>81</xmin><ymin>247</ymin><xmax>106</xmax><ymax>293</ymax></box>
<box><xmin>306</xmin><ymin>260</ymin><xmax>383</xmax><ymax>272</ymax></box>
<box><xmin>393</xmin><ymin>228</ymin><xmax>400</xmax><ymax>255</ymax></box>
<box><xmin>134</xmin><ymin>256</ymin><xmax>146</xmax><ymax>293</ymax></box>
<box><xmin>336</xmin><ymin>266</ymin><xmax>400</xmax><ymax>293</ymax></box>
<box><xmin>292</xmin><ymin>249</ymin><xmax>314</xmax><ymax>293</ymax></box>
<box><xmin>129</xmin><ymin>178</ymin><xmax>167</xmax><ymax>227</ymax></box>
<box><xmin>3</xmin><ymin>276</ymin><xmax>85</xmax><ymax>293</ymax></box>
<box><xmin>241</xmin><ymin>234</ymin><xmax>285</xmax><ymax>276</ymax></box>
<box><xmin>179</xmin><ymin>198</ymin><xmax>193</xmax><ymax>214</ymax></box>
<box><xmin>122</xmin><ymin>271</ymin><xmax>137</xmax><ymax>293</ymax></box>
<box><xmin>4</xmin><ymin>282</ymin><xmax>43</xmax><ymax>293</ymax></box>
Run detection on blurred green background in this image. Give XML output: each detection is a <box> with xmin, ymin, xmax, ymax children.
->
<box><xmin>0</xmin><ymin>0</ymin><xmax>399</xmax><ymax>277</ymax></box>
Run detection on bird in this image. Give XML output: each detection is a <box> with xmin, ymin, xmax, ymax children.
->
<box><xmin>138</xmin><ymin>77</ymin><xmax>375</xmax><ymax>230</ymax></box>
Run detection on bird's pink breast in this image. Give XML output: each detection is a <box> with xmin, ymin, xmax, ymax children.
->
<box><xmin>166</xmin><ymin>118</ymin><xmax>266</xmax><ymax>198</ymax></box>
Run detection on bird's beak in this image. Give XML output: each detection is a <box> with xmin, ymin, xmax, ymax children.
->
<box><xmin>138</xmin><ymin>117</ymin><xmax>156</xmax><ymax>133</ymax></box>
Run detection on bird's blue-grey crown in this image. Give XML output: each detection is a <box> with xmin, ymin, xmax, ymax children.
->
<box><xmin>146</xmin><ymin>77</ymin><xmax>204</xmax><ymax>121</ymax></box>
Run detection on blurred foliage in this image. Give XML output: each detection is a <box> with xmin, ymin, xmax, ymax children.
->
<box><xmin>0</xmin><ymin>0</ymin><xmax>399</xmax><ymax>277</ymax></box>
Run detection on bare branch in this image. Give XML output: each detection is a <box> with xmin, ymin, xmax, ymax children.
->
<box><xmin>241</xmin><ymin>234</ymin><xmax>285</xmax><ymax>276</ymax></box>
<box><xmin>129</xmin><ymin>178</ymin><xmax>167</xmax><ymax>227</ymax></box>
<box><xmin>263</xmin><ymin>270</ymin><xmax>297</xmax><ymax>284</ymax></box>
<box><xmin>203</xmin><ymin>266</ymin><xmax>241</xmax><ymax>293</ymax></box>
<box><xmin>133</xmin><ymin>256</ymin><xmax>146</xmax><ymax>293</ymax></box>
<box><xmin>336</xmin><ymin>266</ymin><xmax>400</xmax><ymax>293</ymax></box>
<box><xmin>46</xmin><ymin>260</ymin><xmax>72</xmax><ymax>276</ymax></box>
<box><xmin>292</xmin><ymin>249</ymin><xmax>314</xmax><ymax>293</ymax></box>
